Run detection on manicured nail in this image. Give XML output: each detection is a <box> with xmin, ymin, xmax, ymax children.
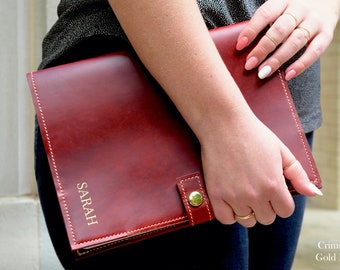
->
<box><xmin>309</xmin><ymin>183</ymin><xmax>323</xmax><ymax>196</ymax></box>
<box><xmin>236</xmin><ymin>36</ymin><xmax>249</xmax><ymax>51</ymax></box>
<box><xmin>258</xmin><ymin>65</ymin><xmax>272</xmax><ymax>79</ymax></box>
<box><xmin>245</xmin><ymin>56</ymin><xmax>259</xmax><ymax>70</ymax></box>
<box><xmin>285</xmin><ymin>69</ymin><xmax>297</xmax><ymax>81</ymax></box>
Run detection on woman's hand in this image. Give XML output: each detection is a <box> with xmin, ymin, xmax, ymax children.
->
<box><xmin>200</xmin><ymin>109</ymin><xmax>321</xmax><ymax>228</ymax></box>
<box><xmin>236</xmin><ymin>0</ymin><xmax>340</xmax><ymax>80</ymax></box>
<box><xmin>109</xmin><ymin>0</ymin><xmax>322</xmax><ymax>228</ymax></box>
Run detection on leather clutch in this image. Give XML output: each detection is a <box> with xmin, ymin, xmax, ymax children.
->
<box><xmin>26</xmin><ymin>21</ymin><xmax>322</xmax><ymax>259</ymax></box>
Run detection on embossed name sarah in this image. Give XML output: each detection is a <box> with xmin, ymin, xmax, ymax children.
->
<box><xmin>77</xmin><ymin>182</ymin><xmax>99</xmax><ymax>226</ymax></box>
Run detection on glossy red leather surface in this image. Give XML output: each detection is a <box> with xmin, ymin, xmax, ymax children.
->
<box><xmin>26</xmin><ymin>21</ymin><xmax>321</xmax><ymax>258</ymax></box>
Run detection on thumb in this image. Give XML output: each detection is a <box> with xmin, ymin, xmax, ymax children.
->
<box><xmin>281</xmin><ymin>147</ymin><xmax>323</xmax><ymax>197</ymax></box>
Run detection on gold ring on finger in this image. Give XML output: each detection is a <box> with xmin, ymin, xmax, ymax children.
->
<box><xmin>265</xmin><ymin>33</ymin><xmax>279</xmax><ymax>47</ymax></box>
<box><xmin>234</xmin><ymin>210</ymin><xmax>255</xmax><ymax>220</ymax></box>
<box><xmin>283</xmin><ymin>159</ymin><xmax>298</xmax><ymax>171</ymax></box>
<box><xmin>297</xmin><ymin>26</ymin><xmax>311</xmax><ymax>41</ymax></box>
<box><xmin>283</xmin><ymin>12</ymin><xmax>299</xmax><ymax>25</ymax></box>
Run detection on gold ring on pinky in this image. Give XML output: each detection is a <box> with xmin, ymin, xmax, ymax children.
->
<box><xmin>234</xmin><ymin>210</ymin><xmax>255</xmax><ymax>220</ymax></box>
<box><xmin>297</xmin><ymin>26</ymin><xmax>311</xmax><ymax>41</ymax></box>
<box><xmin>283</xmin><ymin>159</ymin><xmax>298</xmax><ymax>171</ymax></box>
<box><xmin>283</xmin><ymin>12</ymin><xmax>299</xmax><ymax>25</ymax></box>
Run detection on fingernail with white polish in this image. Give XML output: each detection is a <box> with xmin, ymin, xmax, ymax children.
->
<box><xmin>258</xmin><ymin>65</ymin><xmax>272</xmax><ymax>79</ymax></box>
<box><xmin>309</xmin><ymin>183</ymin><xmax>323</xmax><ymax>196</ymax></box>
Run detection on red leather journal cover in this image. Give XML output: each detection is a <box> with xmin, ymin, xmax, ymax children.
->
<box><xmin>26</xmin><ymin>21</ymin><xmax>321</xmax><ymax>258</ymax></box>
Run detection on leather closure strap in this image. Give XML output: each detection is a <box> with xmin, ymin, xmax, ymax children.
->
<box><xmin>177</xmin><ymin>173</ymin><xmax>215</xmax><ymax>226</ymax></box>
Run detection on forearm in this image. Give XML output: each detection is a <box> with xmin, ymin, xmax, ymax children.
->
<box><xmin>108</xmin><ymin>0</ymin><xmax>322</xmax><ymax>226</ymax></box>
<box><xmin>108</xmin><ymin>0</ymin><xmax>254</xmax><ymax>140</ymax></box>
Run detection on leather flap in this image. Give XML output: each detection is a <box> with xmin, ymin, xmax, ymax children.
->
<box><xmin>177</xmin><ymin>173</ymin><xmax>215</xmax><ymax>226</ymax></box>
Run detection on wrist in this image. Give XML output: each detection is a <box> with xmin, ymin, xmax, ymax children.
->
<box><xmin>191</xmin><ymin>97</ymin><xmax>256</xmax><ymax>144</ymax></box>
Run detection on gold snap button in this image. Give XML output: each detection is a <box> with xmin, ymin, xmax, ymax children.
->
<box><xmin>189</xmin><ymin>191</ymin><xmax>203</xmax><ymax>207</ymax></box>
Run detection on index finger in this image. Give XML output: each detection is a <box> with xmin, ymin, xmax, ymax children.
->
<box><xmin>236</xmin><ymin>1</ymin><xmax>287</xmax><ymax>51</ymax></box>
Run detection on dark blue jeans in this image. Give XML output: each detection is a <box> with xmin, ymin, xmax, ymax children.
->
<box><xmin>35</xmin><ymin>37</ymin><xmax>312</xmax><ymax>269</ymax></box>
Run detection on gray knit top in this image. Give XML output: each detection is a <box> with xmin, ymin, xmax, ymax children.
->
<box><xmin>39</xmin><ymin>0</ymin><xmax>322</xmax><ymax>133</ymax></box>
